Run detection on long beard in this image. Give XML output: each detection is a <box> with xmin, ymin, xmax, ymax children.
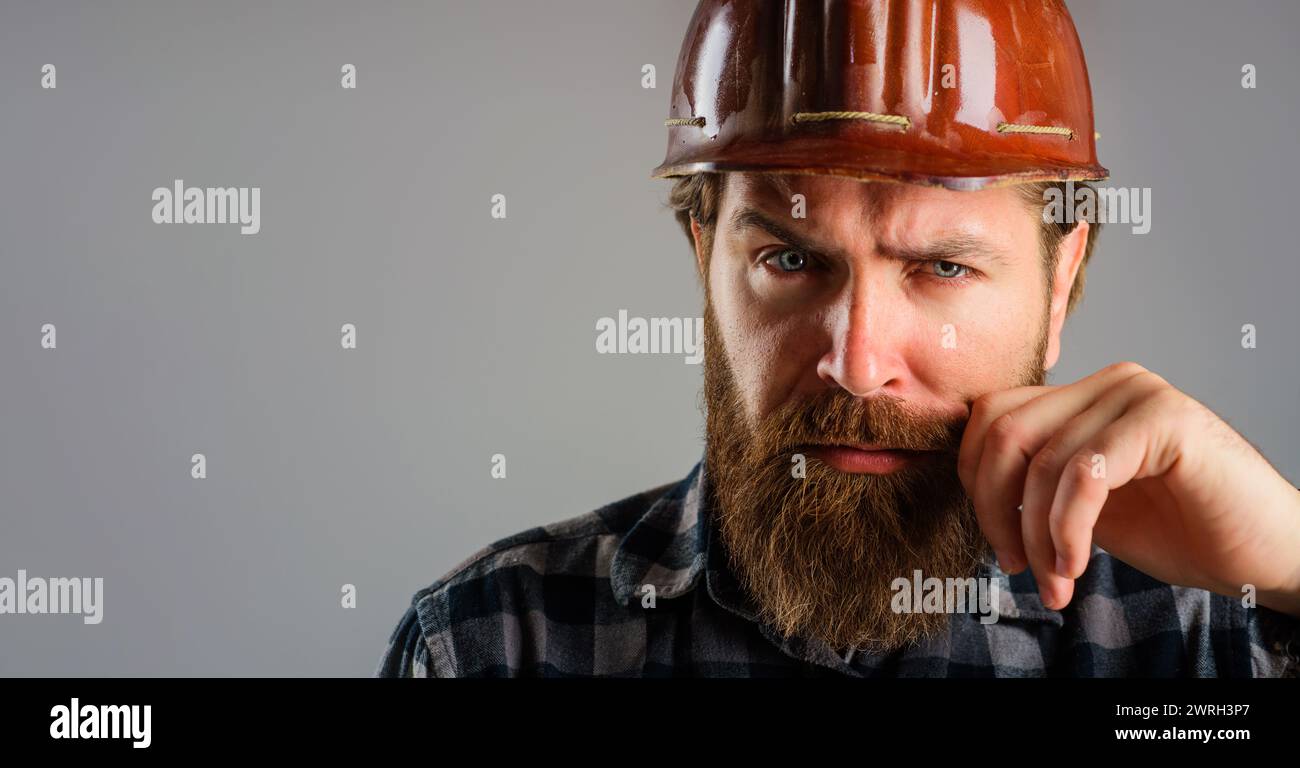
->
<box><xmin>703</xmin><ymin>304</ymin><xmax>1048</xmax><ymax>653</ymax></box>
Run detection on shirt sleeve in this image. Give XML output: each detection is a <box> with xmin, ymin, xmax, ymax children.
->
<box><xmin>375</xmin><ymin>603</ymin><xmax>439</xmax><ymax>678</ymax></box>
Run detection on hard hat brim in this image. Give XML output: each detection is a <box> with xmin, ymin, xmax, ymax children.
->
<box><xmin>651</xmin><ymin>137</ymin><xmax>1109</xmax><ymax>192</ymax></box>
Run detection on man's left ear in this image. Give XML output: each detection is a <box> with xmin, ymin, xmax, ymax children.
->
<box><xmin>1043</xmin><ymin>220</ymin><xmax>1090</xmax><ymax>370</ymax></box>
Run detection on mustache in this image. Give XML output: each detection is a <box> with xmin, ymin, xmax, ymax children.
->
<box><xmin>752</xmin><ymin>389</ymin><xmax>969</xmax><ymax>456</ymax></box>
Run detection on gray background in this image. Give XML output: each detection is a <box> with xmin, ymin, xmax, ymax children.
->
<box><xmin>0</xmin><ymin>0</ymin><xmax>1295</xmax><ymax>676</ymax></box>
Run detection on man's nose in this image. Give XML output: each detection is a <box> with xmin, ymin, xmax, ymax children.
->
<box><xmin>815</xmin><ymin>281</ymin><xmax>905</xmax><ymax>397</ymax></box>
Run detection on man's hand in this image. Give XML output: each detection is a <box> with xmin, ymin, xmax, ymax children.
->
<box><xmin>956</xmin><ymin>361</ymin><xmax>1300</xmax><ymax>616</ymax></box>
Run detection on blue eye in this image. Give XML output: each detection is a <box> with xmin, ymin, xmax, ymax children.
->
<box><xmin>931</xmin><ymin>260</ymin><xmax>969</xmax><ymax>279</ymax></box>
<box><xmin>765</xmin><ymin>248</ymin><xmax>808</xmax><ymax>272</ymax></box>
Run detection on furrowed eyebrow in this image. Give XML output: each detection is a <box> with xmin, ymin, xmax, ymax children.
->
<box><xmin>728</xmin><ymin>207</ymin><xmax>1010</xmax><ymax>267</ymax></box>
<box><xmin>728</xmin><ymin>207</ymin><xmax>844</xmax><ymax>260</ymax></box>
<box><xmin>877</xmin><ymin>235</ymin><xmax>1012</xmax><ymax>266</ymax></box>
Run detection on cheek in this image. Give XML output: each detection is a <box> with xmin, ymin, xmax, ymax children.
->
<box><xmin>721</xmin><ymin>310</ymin><xmax>817</xmax><ymax>421</ymax></box>
<box><xmin>712</xmin><ymin>265</ymin><xmax>822</xmax><ymax>421</ymax></box>
<box><xmin>912</xmin><ymin>293</ymin><xmax>1045</xmax><ymax>395</ymax></box>
<box><xmin>738</xmin><ymin>320</ymin><xmax>816</xmax><ymax>421</ymax></box>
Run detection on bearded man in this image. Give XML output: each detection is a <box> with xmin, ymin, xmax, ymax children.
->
<box><xmin>378</xmin><ymin>0</ymin><xmax>1300</xmax><ymax>677</ymax></box>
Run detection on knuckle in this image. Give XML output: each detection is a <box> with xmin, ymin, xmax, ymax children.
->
<box><xmin>969</xmin><ymin>392</ymin><xmax>999</xmax><ymax>423</ymax></box>
<box><xmin>1028</xmin><ymin>446</ymin><xmax>1061</xmax><ymax>482</ymax></box>
<box><xmin>1065</xmin><ymin>453</ymin><xmax>1100</xmax><ymax>486</ymax></box>
<box><xmin>1050</xmin><ymin>457</ymin><xmax>1102</xmax><ymax>542</ymax></box>
<box><xmin>1130</xmin><ymin>369</ymin><xmax>1170</xmax><ymax>391</ymax></box>
<box><xmin>1145</xmin><ymin>384</ymin><xmax>1190</xmax><ymax>413</ymax></box>
<box><xmin>1106</xmin><ymin>360</ymin><xmax>1147</xmax><ymax>378</ymax></box>
<box><xmin>1047</xmin><ymin>504</ymin><xmax>1072</xmax><ymax>543</ymax></box>
<box><xmin>986</xmin><ymin>412</ymin><xmax>1023</xmax><ymax>451</ymax></box>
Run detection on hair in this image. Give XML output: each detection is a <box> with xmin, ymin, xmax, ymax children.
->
<box><xmin>665</xmin><ymin>173</ymin><xmax>1102</xmax><ymax>318</ymax></box>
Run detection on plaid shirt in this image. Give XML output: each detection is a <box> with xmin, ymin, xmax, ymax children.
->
<box><xmin>377</xmin><ymin>460</ymin><xmax>1300</xmax><ymax>677</ymax></box>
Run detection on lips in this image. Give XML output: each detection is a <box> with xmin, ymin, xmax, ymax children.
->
<box><xmin>803</xmin><ymin>445</ymin><xmax>938</xmax><ymax>474</ymax></box>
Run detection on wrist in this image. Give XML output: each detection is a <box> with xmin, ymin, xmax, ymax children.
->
<box><xmin>1253</xmin><ymin>485</ymin><xmax>1300</xmax><ymax>617</ymax></box>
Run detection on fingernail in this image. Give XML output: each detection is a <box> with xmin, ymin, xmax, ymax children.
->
<box><xmin>1055</xmin><ymin>553</ymin><xmax>1072</xmax><ymax>578</ymax></box>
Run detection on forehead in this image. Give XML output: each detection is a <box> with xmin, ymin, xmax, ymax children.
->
<box><xmin>721</xmin><ymin>172</ymin><xmax>1032</xmax><ymax>244</ymax></box>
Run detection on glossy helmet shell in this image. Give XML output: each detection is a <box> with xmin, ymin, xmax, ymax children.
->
<box><xmin>651</xmin><ymin>0</ymin><xmax>1108</xmax><ymax>191</ymax></box>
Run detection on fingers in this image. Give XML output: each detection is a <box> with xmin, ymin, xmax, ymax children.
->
<box><xmin>958</xmin><ymin>385</ymin><xmax>1054</xmax><ymax>491</ymax></box>
<box><xmin>958</xmin><ymin>363</ymin><xmax>1143</xmax><ymax>572</ymax></box>
<box><xmin>1021</xmin><ymin>381</ymin><xmax>1154</xmax><ymax>606</ymax></box>
<box><xmin>958</xmin><ymin>362</ymin><xmax>1145</xmax><ymax>487</ymax></box>
<box><xmin>966</xmin><ymin>389</ymin><xmax>1051</xmax><ymax>571</ymax></box>
<box><xmin>1046</xmin><ymin>386</ymin><xmax>1185</xmax><ymax>583</ymax></box>
<box><xmin>957</xmin><ymin>362</ymin><xmax>1161</xmax><ymax>609</ymax></box>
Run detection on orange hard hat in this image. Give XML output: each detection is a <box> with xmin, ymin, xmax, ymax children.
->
<box><xmin>651</xmin><ymin>0</ymin><xmax>1108</xmax><ymax>191</ymax></box>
